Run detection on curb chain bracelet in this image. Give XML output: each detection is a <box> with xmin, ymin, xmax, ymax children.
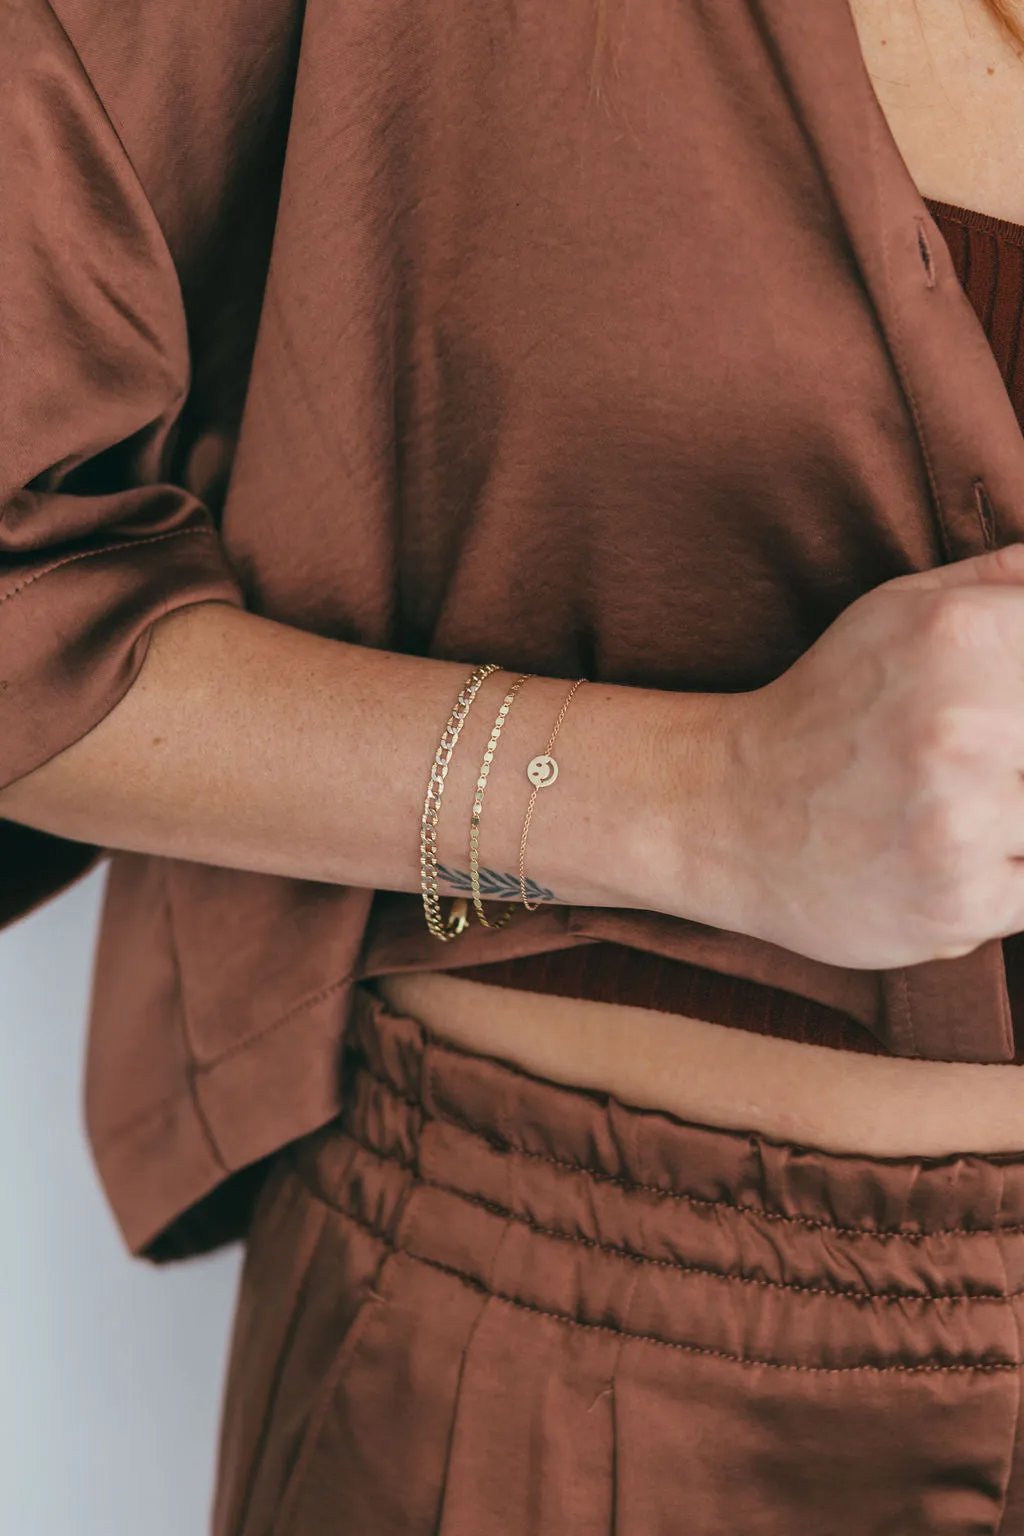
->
<box><xmin>420</xmin><ymin>662</ymin><xmax>500</xmax><ymax>941</ymax></box>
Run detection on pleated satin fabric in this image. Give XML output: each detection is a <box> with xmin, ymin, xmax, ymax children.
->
<box><xmin>211</xmin><ymin>984</ymin><xmax>1024</xmax><ymax>1534</ymax></box>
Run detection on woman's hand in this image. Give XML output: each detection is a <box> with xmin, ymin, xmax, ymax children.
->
<box><xmin>723</xmin><ymin>542</ymin><xmax>1024</xmax><ymax>971</ymax></box>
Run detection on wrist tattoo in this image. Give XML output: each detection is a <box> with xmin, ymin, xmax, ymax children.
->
<box><xmin>435</xmin><ymin>862</ymin><xmax>560</xmax><ymax>906</ymax></box>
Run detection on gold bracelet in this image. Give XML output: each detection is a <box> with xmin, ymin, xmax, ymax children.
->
<box><xmin>469</xmin><ymin>672</ymin><xmax>534</xmax><ymax>929</ymax></box>
<box><xmin>420</xmin><ymin>662</ymin><xmax>500</xmax><ymax>941</ymax></box>
<box><xmin>518</xmin><ymin>677</ymin><xmax>587</xmax><ymax>911</ymax></box>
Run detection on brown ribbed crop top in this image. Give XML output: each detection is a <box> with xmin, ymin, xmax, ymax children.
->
<box><xmin>450</xmin><ymin>198</ymin><xmax>1024</xmax><ymax>1059</ymax></box>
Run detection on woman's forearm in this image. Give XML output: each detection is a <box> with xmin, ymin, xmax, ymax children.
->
<box><xmin>0</xmin><ymin>600</ymin><xmax>749</xmax><ymax>924</ymax></box>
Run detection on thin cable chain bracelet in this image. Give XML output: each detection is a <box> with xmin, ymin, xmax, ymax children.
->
<box><xmin>518</xmin><ymin>677</ymin><xmax>588</xmax><ymax>911</ymax></box>
<box><xmin>469</xmin><ymin>672</ymin><xmax>535</xmax><ymax>929</ymax></box>
<box><xmin>420</xmin><ymin>662</ymin><xmax>501</xmax><ymax>941</ymax></box>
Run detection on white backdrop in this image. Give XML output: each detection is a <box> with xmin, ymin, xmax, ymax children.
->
<box><xmin>0</xmin><ymin>861</ymin><xmax>242</xmax><ymax>1536</ymax></box>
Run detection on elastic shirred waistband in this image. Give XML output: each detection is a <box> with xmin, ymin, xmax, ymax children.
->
<box><xmin>289</xmin><ymin>982</ymin><xmax>1024</xmax><ymax>1374</ymax></box>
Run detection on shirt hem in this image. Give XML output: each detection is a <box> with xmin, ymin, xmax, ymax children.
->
<box><xmin>88</xmin><ymin>970</ymin><xmax>360</xmax><ymax>1257</ymax></box>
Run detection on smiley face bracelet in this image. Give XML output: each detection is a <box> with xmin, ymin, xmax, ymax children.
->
<box><xmin>516</xmin><ymin>677</ymin><xmax>587</xmax><ymax>911</ymax></box>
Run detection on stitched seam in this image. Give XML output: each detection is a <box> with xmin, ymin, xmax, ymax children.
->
<box><xmin>873</xmin><ymin>99</ymin><xmax>952</xmax><ymax>560</ymax></box>
<box><xmin>974</xmin><ymin>480</ymin><xmax>997</xmax><ymax>550</ymax></box>
<box><xmin>192</xmin><ymin>970</ymin><xmax>357</xmax><ymax>1073</ymax></box>
<box><xmin>91</xmin><ymin>969</ymin><xmax>359</xmax><ymax>1153</ymax></box>
<box><xmin>161</xmin><ymin>866</ymin><xmax>228</xmax><ymax>1175</ymax></box>
<box><xmin>973</xmin><ymin>932</ymin><xmax>1013</xmax><ymax>1063</ymax></box>
<box><xmin>328</xmin><ymin>1201</ymin><xmax>1023</xmax><ymax>1376</ymax></box>
<box><xmin>0</xmin><ymin>527</ymin><xmax>213</xmax><ymax>606</ymax></box>
<box><xmin>915</xmin><ymin>218</ymin><xmax>937</xmax><ymax>288</ymax></box>
<box><xmin>898</xmin><ymin>965</ymin><xmax>918</xmax><ymax>1056</ymax></box>
<box><xmin>324</xmin><ymin>1127</ymin><xmax>1024</xmax><ymax>1304</ymax></box>
<box><xmin>425</xmin><ymin>1183</ymin><xmax>1024</xmax><ymax>1305</ymax></box>
<box><xmin>996</xmin><ymin>1249</ymin><xmax>1024</xmax><ymax>1530</ymax></box>
<box><xmin>357</xmin><ymin>1064</ymin><xmax>1024</xmax><ymax>1241</ymax></box>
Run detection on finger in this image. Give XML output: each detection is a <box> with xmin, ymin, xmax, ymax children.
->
<box><xmin>887</xmin><ymin>541</ymin><xmax>1024</xmax><ymax>593</ymax></box>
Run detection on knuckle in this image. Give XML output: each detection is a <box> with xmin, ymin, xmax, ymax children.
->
<box><xmin>991</xmin><ymin>540</ymin><xmax>1024</xmax><ymax>577</ymax></box>
<box><xmin>918</xmin><ymin>880</ymin><xmax>985</xmax><ymax>948</ymax></box>
<box><xmin>919</xmin><ymin>591</ymin><xmax>994</xmax><ymax>652</ymax></box>
<box><xmin>910</xmin><ymin>792</ymin><xmax>978</xmax><ymax>862</ymax></box>
<box><xmin>929</xmin><ymin>939</ymin><xmax>982</xmax><ymax>962</ymax></box>
<box><xmin>905</xmin><ymin>802</ymin><xmax>986</xmax><ymax>928</ymax></box>
<box><xmin>914</xmin><ymin>704</ymin><xmax>981</xmax><ymax>767</ymax></box>
<box><xmin>906</xmin><ymin>823</ymin><xmax>1001</xmax><ymax>951</ymax></box>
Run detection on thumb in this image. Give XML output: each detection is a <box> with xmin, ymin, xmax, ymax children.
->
<box><xmin>886</xmin><ymin>541</ymin><xmax>1024</xmax><ymax>592</ymax></box>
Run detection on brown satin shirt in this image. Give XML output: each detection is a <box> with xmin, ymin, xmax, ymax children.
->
<box><xmin>4</xmin><ymin>0</ymin><xmax>1024</xmax><ymax>1260</ymax></box>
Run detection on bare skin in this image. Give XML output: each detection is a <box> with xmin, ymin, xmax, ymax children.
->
<box><xmin>379</xmin><ymin>0</ymin><xmax>1024</xmax><ymax>1157</ymax></box>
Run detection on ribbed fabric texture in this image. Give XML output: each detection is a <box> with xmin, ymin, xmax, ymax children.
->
<box><xmin>925</xmin><ymin>199</ymin><xmax>1024</xmax><ymax>418</ymax></box>
<box><xmin>451</xmin><ymin>198</ymin><xmax>1024</xmax><ymax>1057</ymax></box>
<box><xmin>452</xmin><ymin>941</ymin><xmax>888</xmax><ymax>1050</ymax></box>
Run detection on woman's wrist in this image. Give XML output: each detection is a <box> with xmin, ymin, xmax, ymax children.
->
<box><xmin>433</xmin><ymin>672</ymin><xmax>757</xmax><ymax>931</ymax></box>
<box><xmin>612</xmin><ymin>685</ymin><xmax>760</xmax><ymax>931</ymax></box>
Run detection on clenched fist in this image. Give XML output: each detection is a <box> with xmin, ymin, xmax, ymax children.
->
<box><xmin>727</xmin><ymin>542</ymin><xmax>1024</xmax><ymax>971</ymax></box>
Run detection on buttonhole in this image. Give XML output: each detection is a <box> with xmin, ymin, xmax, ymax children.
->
<box><xmin>973</xmin><ymin>479</ymin><xmax>997</xmax><ymax>549</ymax></box>
<box><xmin>915</xmin><ymin>218</ymin><xmax>936</xmax><ymax>288</ymax></box>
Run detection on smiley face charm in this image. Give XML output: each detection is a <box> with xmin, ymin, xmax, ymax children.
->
<box><xmin>527</xmin><ymin>754</ymin><xmax>559</xmax><ymax>788</ymax></box>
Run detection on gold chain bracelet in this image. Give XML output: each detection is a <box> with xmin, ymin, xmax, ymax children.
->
<box><xmin>518</xmin><ymin>677</ymin><xmax>587</xmax><ymax>911</ymax></box>
<box><xmin>469</xmin><ymin>672</ymin><xmax>534</xmax><ymax>929</ymax></box>
<box><xmin>420</xmin><ymin>662</ymin><xmax>500</xmax><ymax>941</ymax></box>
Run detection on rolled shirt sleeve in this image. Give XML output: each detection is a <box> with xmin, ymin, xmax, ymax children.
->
<box><xmin>0</xmin><ymin>2</ymin><xmax>246</xmax><ymax>926</ymax></box>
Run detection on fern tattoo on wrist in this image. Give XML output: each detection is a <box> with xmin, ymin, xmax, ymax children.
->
<box><xmin>435</xmin><ymin>863</ymin><xmax>560</xmax><ymax>905</ymax></box>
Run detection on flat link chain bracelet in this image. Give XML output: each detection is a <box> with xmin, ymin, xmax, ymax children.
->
<box><xmin>420</xmin><ymin>662</ymin><xmax>500</xmax><ymax>941</ymax></box>
<box><xmin>518</xmin><ymin>677</ymin><xmax>587</xmax><ymax>911</ymax></box>
<box><xmin>469</xmin><ymin>672</ymin><xmax>534</xmax><ymax>929</ymax></box>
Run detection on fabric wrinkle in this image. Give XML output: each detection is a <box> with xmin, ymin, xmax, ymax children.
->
<box><xmin>15</xmin><ymin>0</ymin><xmax>1024</xmax><ymax>1264</ymax></box>
<box><xmin>212</xmin><ymin>983</ymin><xmax>1024</xmax><ymax>1531</ymax></box>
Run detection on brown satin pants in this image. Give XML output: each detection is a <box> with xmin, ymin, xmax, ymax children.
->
<box><xmin>211</xmin><ymin>983</ymin><xmax>1024</xmax><ymax>1535</ymax></box>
